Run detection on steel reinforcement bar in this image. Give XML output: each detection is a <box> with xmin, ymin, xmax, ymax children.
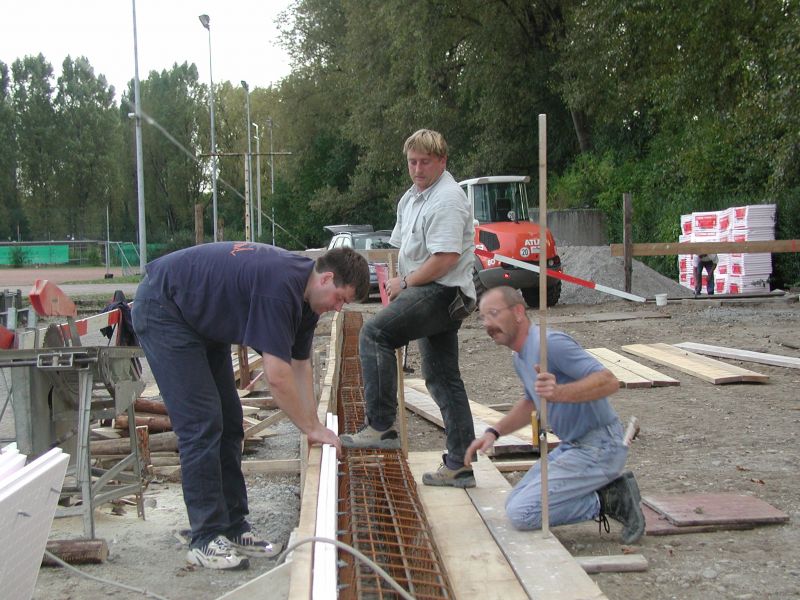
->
<box><xmin>336</xmin><ymin>311</ymin><xmax>454</xmax><ymax>599</ymax></box>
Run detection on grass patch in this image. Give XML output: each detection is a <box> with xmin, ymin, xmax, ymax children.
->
<box><xmin>63</xmin><ymin>275</ymin><xmax>142</xmax><ymax>285</ymax></box>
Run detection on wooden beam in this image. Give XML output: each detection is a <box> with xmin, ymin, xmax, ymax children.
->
<box><xmin>243</xmin><ymin>410</ymin><xmax>288</xmax><ymax>440</ymax></box>
<box><xmin>576</xmin><ymin>554</ymin><xmax>648</xmax><ymax>574</ymax></box>
<box><xmin>240</xmin><ymin>459</ymin><xmax>300</xmax><ymax>475</ymax></box>
<box><xmin>674</xmin><ymin>342</ymin><xmax>800</xmax><ymax>370</ymax></box>
<box><xmin>610</xmin><ymin>239</ymin><xmax>800</xmax><ymax>257</ymax></box>
<box><xmin>42</xmin><ymin>539</ymin><xmax>109</xmax><ymax>565</ymax></box>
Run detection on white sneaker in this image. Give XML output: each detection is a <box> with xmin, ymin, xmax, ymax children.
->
<box><xmin>229</xmin><ymin>530</ymin><xmax>282</xmax><ymax>558</ymax></box>
<box><xmin>186</xmin><ymin>535</ymin><xmax>250</xmax><ymax>570</ymax></box>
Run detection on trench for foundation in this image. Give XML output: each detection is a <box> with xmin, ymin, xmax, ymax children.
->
<box><xmin>335</xmin><ymin>311</ymin><xmax>455</xmax><ymax>599</ymax></box>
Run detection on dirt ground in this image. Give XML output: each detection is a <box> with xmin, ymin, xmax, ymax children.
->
<box><xmin>3</xmin><ymin>266</ymin><xmax>798</xmax><ymax>599</ymax></box>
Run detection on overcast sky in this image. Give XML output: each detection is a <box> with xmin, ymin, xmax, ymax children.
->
<box><xmin>0</xmin><ymin>0</ymin><xmax>294</xmax><ymax>97</ymax></box>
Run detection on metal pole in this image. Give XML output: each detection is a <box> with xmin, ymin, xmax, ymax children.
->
<box><xmin>242</xmin><ymin>82</ymin><xmax>253</xmax><ymax>241</ymax></box>
<box><xmin>106</xmin><ymin>204</ymin><xmax>111</xmax><ymax>275</ymax></box>
<box><xmin>268</xmin><ymin>117</ymin><xmax>275</xmax><ymax>246</ymax></box>
<box><xmin>132</xmin><ymin>0</ymin><xmax>147</xmax><ymax>271</ymax></box>
<box><xmin>537</xmin><ymin>113</ymin><xmax>550</xmax><ymax>536</ymax></box>
<box><xmin>199</xmin><ymin>15</ymin><xmax>219</xmax><ymax>242</ymax></box>
<box><xmin>254</xmin><ymin>123</ymin><xmax>262</xmax><ymax>240</ymax></box>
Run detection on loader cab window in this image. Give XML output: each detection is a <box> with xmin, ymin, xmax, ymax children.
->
<box><xmin>471</xmin><ymin>182</ymin><xmax>530</xmax><ymax>224</ymax></box>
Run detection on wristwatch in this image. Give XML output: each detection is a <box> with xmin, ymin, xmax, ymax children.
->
<box><xmin>400</xmin><ymin>276</ymin><xmax>408</xmax><ymax>289</ymax></box>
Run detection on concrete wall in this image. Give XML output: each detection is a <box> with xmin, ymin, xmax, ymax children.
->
<box><xmin>532</xmin><ymin>209</ymin><xmax>607</xmax><ymax>247</ymax></box>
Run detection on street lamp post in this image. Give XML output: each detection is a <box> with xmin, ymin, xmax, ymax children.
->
<box><xmin>253</xmin><ymin>123</ymin><xmax>262</xmax><ymax>240</ymax></box>
<box><xmin>267</xmin><ymin>117</ymin><xmax>275</xmax><ymax>246</ymax></box>
<box><xmin>199</xmin><ymin>14</ymin><xmax>219</xmax><ymax>242</ymax></box>
<box><xmin>241</xmin><ymin>81</ymin><xmax>253</xmax><ymax>241</ymax></box>
<box><xmin>131</xmin><ymin>0</ymin><xmax>146</xmax><ymax>270</ymax></box>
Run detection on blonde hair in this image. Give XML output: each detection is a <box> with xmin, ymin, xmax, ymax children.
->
<box><xmin>403</xmin><ymin>129</ymin><xmax>448</xmax><ymax>158</ymax></box>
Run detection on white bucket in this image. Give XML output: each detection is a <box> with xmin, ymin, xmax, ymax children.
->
<box><xmin>655</xmin><ymin>293</ymin><xmax>668</xmax><ymax>307</ymax></box>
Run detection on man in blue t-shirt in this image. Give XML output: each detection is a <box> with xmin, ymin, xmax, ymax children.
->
<box><xmin>465</xmin><ymin>286</ymin><xmax>645</xmax><ymax>544</ymax></box>
<box><xmin>132</xmin><ymin>243</ymin><xmax>369</xmax><ymax>570</ymax></box>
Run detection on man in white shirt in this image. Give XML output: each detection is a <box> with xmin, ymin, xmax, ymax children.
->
<box><xmin>341</xmin><ymin>129</ymin><xmax>478</xmax><ymax>487</ymax></box>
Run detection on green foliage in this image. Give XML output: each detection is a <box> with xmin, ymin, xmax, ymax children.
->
<box><xmin>9</xmin><ymin>245</ymin><xmax>26</xmax><ymax>268</ymax></box>
<box><xmin>84</xmin><ymin>246</ymin><xmax>102</xmax><ymax>267</ymax></box>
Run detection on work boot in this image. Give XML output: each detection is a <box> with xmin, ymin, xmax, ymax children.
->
<box><xmin>228</xmin><ymin>530</ymin><xmax>282</xmax><ymax>558</ymax></box>
<box><xmin>422</xmin><ymin>455</ymin><xmax>476</xmax><ymax>488</ymax></box>
<box><xmin>340</xmin><ymin>423</ymin><xmax>400</xmax><ymax>450</ymax></box>
<box><xmin>597</xmin><ymin>471</ymin><xmax>645</xmax><ymax>544</ymax></box>
<box><xmin>186</xmin><ymin>535</ymin><xmax>249</xmax><ymax>570</ymax></box>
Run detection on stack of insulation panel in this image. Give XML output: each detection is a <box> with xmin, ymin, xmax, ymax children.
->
<box><xmin>678</xmin><ymin>205</ymin><xmax>776</xmax><ymax>294</ymax></box>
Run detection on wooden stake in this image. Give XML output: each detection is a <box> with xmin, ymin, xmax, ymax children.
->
<box><xmin>538</xmin><ymin>113</ymin><xmax>550</xmax><ymax>536</ymax></box>
<box><xmin>387</xmin><ymin>253</ymin><xmax>409</xmax><ymax>457</ymax></box>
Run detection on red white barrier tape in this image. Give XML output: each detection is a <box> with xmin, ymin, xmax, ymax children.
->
<box><xmin>475</xmin><ymin>248</ymin><xmax>647</xmax><ymax>303</ymax></box>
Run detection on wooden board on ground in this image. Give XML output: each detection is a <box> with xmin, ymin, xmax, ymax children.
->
<box><xmin>240</xmin><ymin>459</ymin><xmax>300</xmax><ymax>475</ymax></box>
<box><xmin>587</xmin><ymin>348</ymin><xmax>679</xmax><ymax>387</ymax></box>
<box><xmin>642</xmin><ymin>504</ymin><xmax>754</xmax><ymax>536</ymax></box>
<box><xmin>403</xmin><ymin>381</ymin><xmax>559</xmax><ymax>455</ymax></box>
<box><xmin>587</xmin><ymin>350</ymin><xmax>653</xmax><ymax>388</ymax></box>
<box><xmin>548</xmin><ymin>311</ymin><xmax>670</xmax><ymax>325</ymax></box>
<box><xmin>466</xmin><ymin>454</ymin><xmax>607</xmax><ymax>600</ymax></box>
<box><xmin>408</xmin><ymin>451</ymin><xmax>528</xmax><ymax>600</ymax></box>
<box><xmin>621</xmin><ymin>343</ymin><xmax>769</xmax><ymax>384</ymax></box>
<box><xmin>674</xmin><ymin>342</ymin><xmax>800</xmax><ymax>370</ymax></box>
<box><xmin>576</xmin><ymin>554</ymin><xmax>648</xmax><ymax>574</ymax></box>
<box><xmin>643</xmin><ymin>493</ymin><xmax>789</xmax><ymax>527</ymax></box>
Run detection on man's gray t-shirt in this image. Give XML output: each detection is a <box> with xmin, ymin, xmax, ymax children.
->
<box><xmin>514</xmin><ymin>327</ymin><xmax>618</xmax><ymax>442</ymax></box>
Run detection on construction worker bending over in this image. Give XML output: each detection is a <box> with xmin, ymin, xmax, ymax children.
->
<box><xmin>340</xmin><ymin>129</ymin><xmax>478</xmax><ymax>488</ymax></box>
<box><xmin>132</xmin><ymin>243</ymin><xmax>369</xmax><ymax>570</ymax></box>
<box><xmin>466</xmin><ymin>286</ymin><xmax>645</xmax><ymax>544</ymax></box>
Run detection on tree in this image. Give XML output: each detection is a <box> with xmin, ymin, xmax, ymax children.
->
<box><xmin>0</xmin><ymin>61</ymin><xmax>25</xmax><ymax>241</ymax></box>
<box><xmin>12</xmin><ymin>54</ymin><xmax>59</xmax><ymax>239</ymax></box>
<box><xmin>55</xmin><ymin>56</ymin><xmax>123</xmax><ymax>239</ymax></box>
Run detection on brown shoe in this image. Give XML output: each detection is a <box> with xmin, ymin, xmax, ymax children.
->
<box><xmin>422</xmin><ymin>455</ymin><xmax>476</xmax><ymax>488</ymax></box>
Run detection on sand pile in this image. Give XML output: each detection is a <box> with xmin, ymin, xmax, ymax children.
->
<box><xmin>557</xmin><ymin>246</ymin><xmax>691</xmax><ymax>305</ymax></box>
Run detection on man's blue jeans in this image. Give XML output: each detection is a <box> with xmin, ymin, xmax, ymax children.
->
<box><xmin>359</xmin><ymin>283</ymin><xmax>475</xmax><ymax>465</ymax></box>
<box><xmin>505</xmin><ymin>420</ymin><xmax>628</xmax><ymax>530</ymax></box>
<box><xmin>132</xmin><ymin>278</ymin><xmax>250</xmax><ymax>548</ymax></box>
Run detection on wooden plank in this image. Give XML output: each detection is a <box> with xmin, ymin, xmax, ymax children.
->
<box><xmin>466</xmin><ymin>453</ymin><xmax>607</xmax><ymax>600</ymax></box>
<box><xmin>586</xmin><ymin>351</ymin><xmax>653</xmax><ymax>388</ymax></box>
<box><xmin>674</xmin><ymin>342</ymin><xmax>800</xmax><ymax>370</ymax></box>
<box><xmin>643</xmin><ymin>493</ymin><xmax>789</xmax><ymax>527</ymax></box>
<box><xmin>243</xmin><ymin>410</ymin><xmax>288</xmax><ymax>440</ymax></box>
<box><xmin>621</xmin><ymin>343</ymin><xmax>768</xmax><ymax>384</ymax></box>
<box><xmin>492</xmin><ymin>459</ymin><xmax>537</xmax><ymax>473</ymax></box>
<box><xmin>548</xmin><ymin>312</ymin><xmax>670</xmax><ymax>325</ymax></box>
<box><xmin>408</xmin><ymin>451</ymin><xmax>528</xmax><ymax>600</ymax></box>
<box><xmin>405</xmin><ymin>379</ymin><xmax>559</xmax><ymax>453</ymax></box>
<box><xmin>576</xmin><ymin>554</ymin><xmax>648</xmax><ymax>574</ymax></box>
<box><xmin>610</xmin><ymin>239</ymin><xmax>800</xmax><ymax>257</ymax></box>
<box><xmin>240</xmin><ymin>459</ymin><xmax>300</xmax><ymax>475</ymax></box>
<box><xmin>587</xmin><ymin>348</ymin><xmax>679</xmax><ymax>387</ymax></box>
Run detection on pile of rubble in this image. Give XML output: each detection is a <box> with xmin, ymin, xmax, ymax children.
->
<box><xmin>557</xmin><ymin>246</ymin><xmax>691</xmax><ymax>305</ymax></box>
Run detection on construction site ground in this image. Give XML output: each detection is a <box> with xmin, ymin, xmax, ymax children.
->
<box><xmin>2</xmin><ymin>265</ymin><xmax>798</xmax><ymax>599</ymax></box>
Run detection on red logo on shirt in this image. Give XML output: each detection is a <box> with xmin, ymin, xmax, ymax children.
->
<box><xmin>230</xmin><ymin>242</ymin><xmax>256</xmax><ymax>256</ymax></box>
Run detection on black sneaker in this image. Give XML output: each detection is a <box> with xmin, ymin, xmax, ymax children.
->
<box><xmin>597</xmin><ymin>471</ymin><xmax>645</xmax><ymax>544</ymax></box>
<box><xmin>340</xmin><ymin>423</ymin><xmax>400</xmax><ymax>449</ymax></box>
